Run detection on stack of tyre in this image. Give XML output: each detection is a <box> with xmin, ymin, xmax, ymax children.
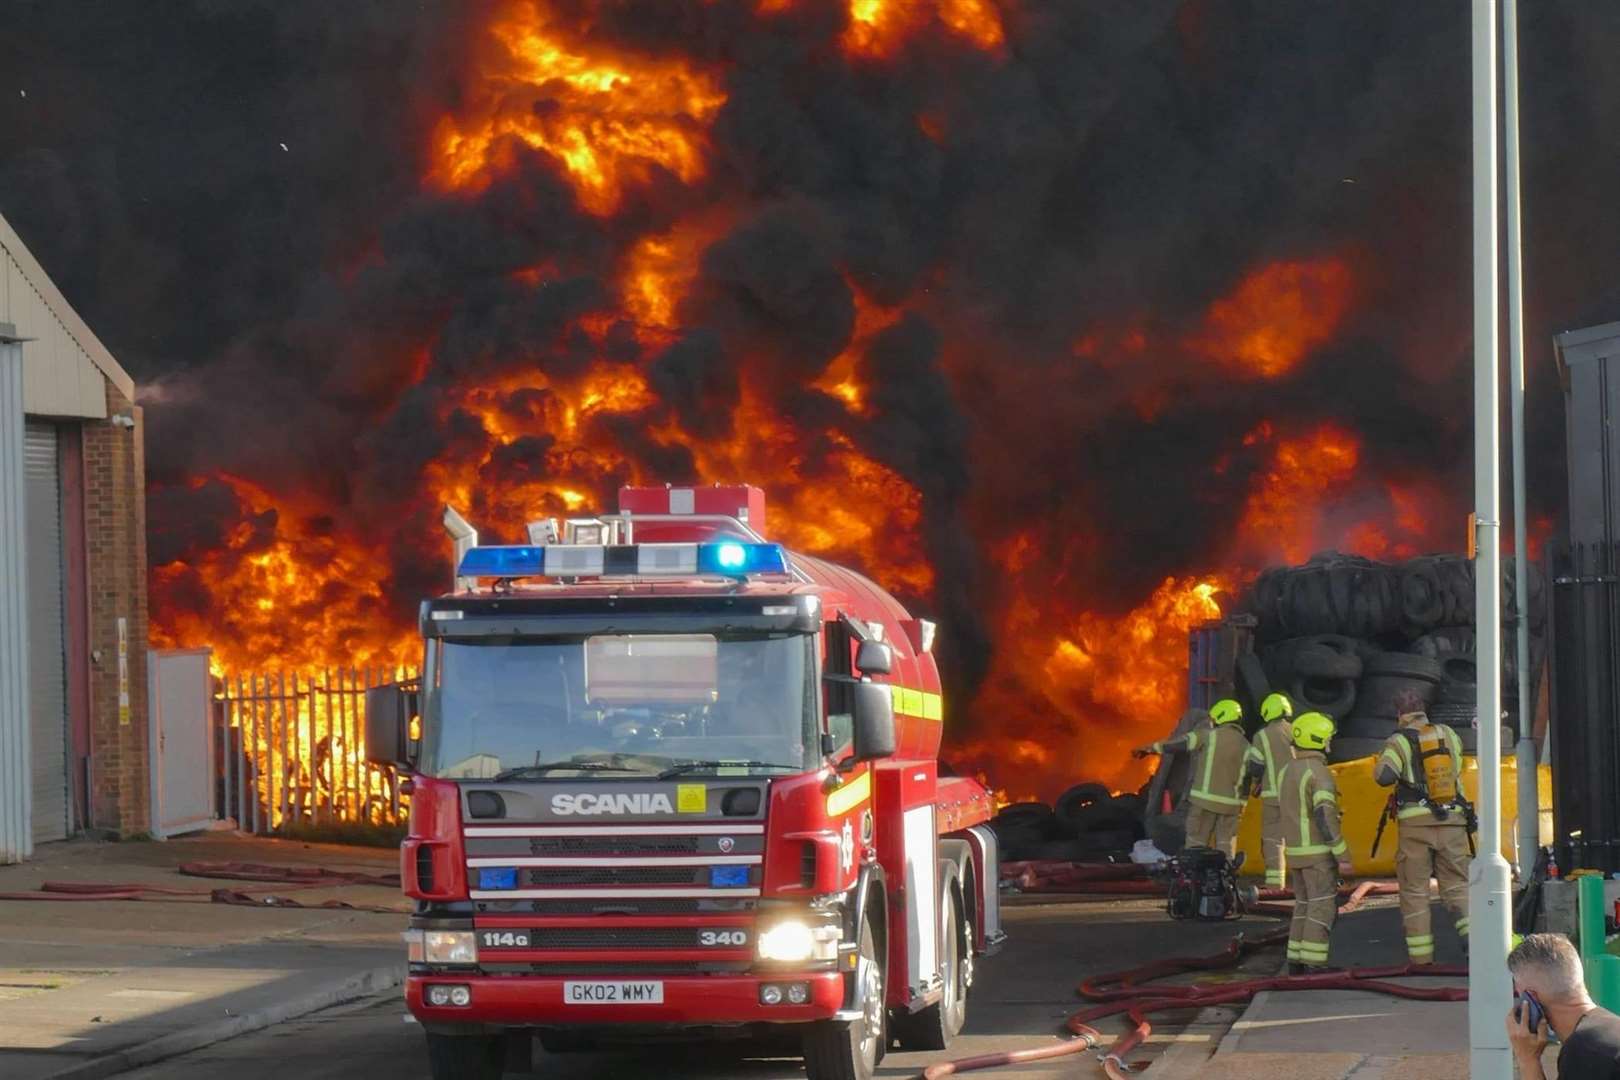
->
<box><xmin>1244</xmin><ymin>552</ymin><xmax>1543</xmax><ymax>764</ymax></box>
<box><xmin>989</xmin><ymin>783</ymin><xmax>1146</xmax><ymax>862</ymax></box>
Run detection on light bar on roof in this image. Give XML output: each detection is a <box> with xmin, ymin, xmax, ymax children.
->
<box><xmin>455</xmin><ymin>542</ymin><xmax>790</xmax><ymax>580</ymax></box>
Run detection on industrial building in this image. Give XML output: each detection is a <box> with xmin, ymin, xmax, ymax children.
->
<box><xmin>0</xmin><ymin>210</ymin><xmax>149</xmax><ymax>862</ymax></box>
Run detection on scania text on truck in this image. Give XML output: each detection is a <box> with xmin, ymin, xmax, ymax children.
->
<box><xmin>365</xmin><ymin>485</ymin><xmax>1002</xmax><ymax>1080</ymax></box>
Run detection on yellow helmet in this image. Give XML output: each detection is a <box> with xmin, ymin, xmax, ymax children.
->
<box><xmin>1209</xmin><ymin>698</ymin><xmax>1243</xmax><ymax>726</ymax></box>
<box><xmin>1292</xmin><ymin>711</ymin><xmax>1335</xmax><ymax>751</ymax></box>
<box><xmin>1260</xmin><ymin>692</ymin><xmax>1294</xmax><ymax>723</ymax></box>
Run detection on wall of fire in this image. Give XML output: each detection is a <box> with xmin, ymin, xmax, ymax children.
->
<box><xmin>0</xmin><ymin>211</ymin><xmax>149</xmax><ymax>863</ymax></box>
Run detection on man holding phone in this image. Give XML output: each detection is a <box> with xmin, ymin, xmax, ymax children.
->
<box><xmin>1507</xmin><ymin>933</ymin><xmax>1620</xmax><ymax>1077</ymax></box>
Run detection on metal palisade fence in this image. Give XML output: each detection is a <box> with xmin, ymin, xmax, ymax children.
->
<box><xmin>215</xmin><ymin>667</ymin><xmax>414</xmax><ymax>835</ymax></box>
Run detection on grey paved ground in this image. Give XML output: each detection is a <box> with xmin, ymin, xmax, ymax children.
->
<box><xmin>117</xmin><ymin>895</ymin><xmax>1277</xmax><ymax>1079</ymax></box>
<box><xmin>0</xmin><ymin>835</ymin><xmax>405</xmax><ymax>1080</ymax></box>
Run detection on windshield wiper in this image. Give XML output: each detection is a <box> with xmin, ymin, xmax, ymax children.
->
<box><xmin>657</xmin><ymin>760</ymin><xmax>800</xmax><ymax>779</ymax></box>
<box><xmin>494</xmin><ymin>762</ymin><xmax>648</xmax><ymax>781</ymax></box>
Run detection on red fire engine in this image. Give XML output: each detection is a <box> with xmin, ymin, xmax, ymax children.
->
<box><xmin>366</xmin><ymin>485</ymin><xmax>1001</xmax><ymax>1080</ymax></box>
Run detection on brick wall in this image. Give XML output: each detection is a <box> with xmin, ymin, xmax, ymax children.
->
<box><xmin>83</xmin><ymin>381</ymin><xmax>149</xmax><ymax>834</ymax></box>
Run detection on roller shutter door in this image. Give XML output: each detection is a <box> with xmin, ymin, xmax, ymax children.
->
<box><xmin>25</xmin><ymin>423</ymin><xmax>68</xmax><ymax>844</ymax></box>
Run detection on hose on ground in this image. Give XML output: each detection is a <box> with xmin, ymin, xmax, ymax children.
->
<box><xmin>0</xmin><ymin>861</ymin><xmax>406</xmax><ymax>913</ymax></box>
<box><xmin>917</xmin><ymin>879</ymin><xmax>1462</xmax><ymax>1079</ymax></box>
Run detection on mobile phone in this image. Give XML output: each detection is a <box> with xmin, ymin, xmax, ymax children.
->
<box><xmin>1515</xmin><ymin>990</ymin><xmax>1550</xmax><ymax>1037</ymax></box>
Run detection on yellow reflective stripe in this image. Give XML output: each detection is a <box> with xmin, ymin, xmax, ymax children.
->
<box><xmin>1296</xmin><ymin>768</ymin><xmax>1314</xmax><ymax>851</ymax></box>
<box><xmin>1378</xmin><ymin>750</ymin><xmax>1403</xmax><ymax>773</ymax></box>
<box><xmin>1330</xmin><ymin>839</ymin><xmax>1347</xmax><ymax>856</ymax></box>
<box><xmin>1190</xmin><ymin>792</ymin><xmax>1244</xmax><ymax>807</ymax></box>
<box><xmin>1186</xmin><ymin>730</ymin><xmax>1202</xmax><ymax>752</ymax></box>
<box><xmin>1287</xmin><ymin>844</ymin><xmax>1331</xmax><ymax>856</ymax></box>
<box><xmin>1446</xmin><ymin>726</ymin><xmax>1463</xmax><ymax>775</ymax></box>
<box><xmin>1311</xmin><ymin>790</ymin><xmax>1338</xmax><ymax>806</ymax></box>
<box><xmin>887</xmin><ymin>686</ymin><xmax>942</xmax><ymax>721</ymax></box>
<box><xmin>1390</xmin><ymin>735</ymin><xmax>1415</xmax><ymax>783</ymax></box>
<box><xmin>826</xmin><ymin>770</ymin><xmax>871</xmax><ymax>817</ymax></box>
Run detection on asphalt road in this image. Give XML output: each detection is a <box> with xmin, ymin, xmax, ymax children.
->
<box><xmin>122</xmin><ymin>897</ymin><xmax>1279</xmax><ymax>1079</ymax></box>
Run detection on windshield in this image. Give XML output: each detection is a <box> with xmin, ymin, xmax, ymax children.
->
<box><xmin>419</xmin><ymin>632</ymin><xmax>817</xmax><ymax>779</ymax></box>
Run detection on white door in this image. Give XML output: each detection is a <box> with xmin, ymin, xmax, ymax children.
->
<box><xmin>147</xmin><ymin>650</ymin><xmax>215</xmax><ymax>838</ymax></box>
<box><xmin>24</xmin><ymin>423</ymin><xmax>68</xmax><ymax>844</ymax></box>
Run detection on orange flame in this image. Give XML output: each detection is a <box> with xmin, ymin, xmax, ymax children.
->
<box><xmin>430</xmin><ymin>2</ymin><xmax>727</xmax><ymax>215</ymax></box>
<box><xmin>1191</xmin><ymin>257</ymin><xmax>1354</xmax><ymax>377</ymax></box>
<box><xmin>955</xmin><ymin>574</ymin><xmax>1225</xmax><ymax>798</ymax></box>
<box><xmin>844</xmin><ymin>0</ymin><xmax>1005</xmax><ymax>58</ymax></box>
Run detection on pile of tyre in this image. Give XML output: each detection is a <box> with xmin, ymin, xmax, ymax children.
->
<box><xmin>989</xmin><ymin>783</ymin><xmax>1147</xmax><ymax>862</ymax></box>
<box><xmin>1241</xmin><ymin>552</ymin><xmax>1545</xmax><ymax>764</ymax></box>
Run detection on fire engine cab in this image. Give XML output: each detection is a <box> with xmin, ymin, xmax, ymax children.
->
<box><xmin>366</xmin><ymin>485</ymin><xmax>1001</xmax><ymax>1080</ymax></box>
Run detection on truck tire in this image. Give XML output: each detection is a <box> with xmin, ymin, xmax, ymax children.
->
<box><xmin>803</xmin><ymin>909</ymin><xmax>884</xmax><ymax>1080</ymax></box>
<box><xmin>891</xmin><ymin>886</ymin><xmax>968</xmax><ymax>1050</ymax></box>
<box><xmin>1290</xmin><ymin>674</ymin><xmax>1356</xmax><ymax>718</ymax></box>
<box><xmin>1053</xmin><ymin>784</ymin><xmax>1110</xmax><ymax>834</ymax></box>
<box><xmin>426</xmin><ymin>1031</ymin><xmax>505</xmax><ymax>1080</ymax></box>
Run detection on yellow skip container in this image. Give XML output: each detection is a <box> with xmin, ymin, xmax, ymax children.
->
<box><xmin>1235</xmin><ymin>755</ymin><xmax>1553</xmax><ymax>878</ymax></box>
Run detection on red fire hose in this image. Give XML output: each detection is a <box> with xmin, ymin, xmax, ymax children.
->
<box><xmin>0</xmin><ymin>861</ymin><xmax>406</xmax><ymax>914</ymax></box>
<box><xmin>919</xmin><ymin>879</ymin><xmax>1464</xmax><ymax>1079</ymax></box>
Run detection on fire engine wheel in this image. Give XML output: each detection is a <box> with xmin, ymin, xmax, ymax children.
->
<box><xmin>425</xmin><ymin>1031</ymin><xmax>505</xmax><ymax>1080</ymax></box>
<box><xmin>803</xmin><ymin>910</ymin><xmax>883</xmax><ymax>1080</ymax></box>
<box><xmin>890</xmin><ymin>887</ymin><xmax>967</xmax><ymax>1051</ymax></box>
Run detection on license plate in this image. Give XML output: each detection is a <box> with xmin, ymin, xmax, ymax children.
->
<box><xmin>564</xmin><ymin>980</ymin><xmax>664</xmax><ymax>1005</ymax></box>
<box><xmin>478</xmin><ymin>930</ymin><xmax>531</xmax><ymax>949</ymax></box>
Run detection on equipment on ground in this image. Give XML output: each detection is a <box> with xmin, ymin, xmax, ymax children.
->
<box><xmin>1161</xmin><ymin>848</ymin><xmax>1256</xmax><ymax>921</ymax></box>
<box><xmin>368</xmin><ymin>485</ymin><xmax>1000</xmax><ymax>1080</ymax></box>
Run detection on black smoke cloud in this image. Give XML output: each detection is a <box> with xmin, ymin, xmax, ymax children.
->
<box><xmin>4</xmin><ymin>0</ymin><xmax>1619</xmax><ymax>730</ymax></box>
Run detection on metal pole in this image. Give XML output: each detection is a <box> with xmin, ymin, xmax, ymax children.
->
<box><xmin>1470</xmin><ymin>0</ymin><xmax>1514</xmax><ymax>1073</ymax></box>
<box><xmin>1503</xmin><ymin>0</ymin><xmax>1540</xmax><ymax>878</ymax></box>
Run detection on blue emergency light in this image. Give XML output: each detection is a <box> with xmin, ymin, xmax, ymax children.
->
<box><xmin>477</xmin><ymin>866</ymin><xmax>519</xmax><ymax>891</ymax></box>
<box><xmin>457</xmin><ymin>546</ymin><xmax>547</xmax><ymax>578</ymax></box>
<box><xmin>456</xmin><ymin>542</ymin><xmax>789</xmax><ymax>580</ymax></box>
<box><xmin>709</xmin><ymin>865</ymin><xmax>750</xmax><ymax>888</ymax></box>
<box><xmin>698</xmin><ymin>541</ymin><xmax>787</xmax><ymax>576</ymax></box>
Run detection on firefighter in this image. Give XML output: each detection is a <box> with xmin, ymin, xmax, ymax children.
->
<box><xmin>1244</xmin><ymin>691</ymin><xmax>1296</xmax><ymax>888</ymax></box>
<box><xmin>1278</xmin><ymin>711</ymin><xmax>1351</xmax><ymax>972</ymax></box>
<box><xmin>1373</xmin><ymin>688</ymin><xmax>1473</xmax><ymax>965</ymax></box>
<box><xmin>1133</xmin><ymin>698</ymin><xmax>1250</xmax><ymax>858</ymax></box>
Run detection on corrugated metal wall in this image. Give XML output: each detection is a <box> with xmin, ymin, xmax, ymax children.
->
<box><xmin>0</xmin><ymin>338</ymin><xmax>32</xmax><ymax>862</ymax></box>
<box><xmin>25</xmin><ymin>423</ymin><xmax>68</xmax><ymax>843</ymax></box>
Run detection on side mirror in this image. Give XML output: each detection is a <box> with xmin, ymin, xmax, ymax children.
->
<box><xmin>851</xmin><ymin>681</ymin><xmax>897</xmax><ymax>762</ymax></box>
<box><xmin>855</xmin><ymin>639</ymin><xmax>893</xmax><ymax>676</ymax></box>
<box><xmin>365</xmin><ymin>683</ymin><xmax>418</xmax><ymax>768</ymax></box>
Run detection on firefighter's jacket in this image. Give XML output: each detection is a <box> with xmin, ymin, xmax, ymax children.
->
<box><xmin>1375</xmin><ymin>716</ymin><xmax>1468</xmax><ymax>827</ymax></box>
<box><xmin>1245</xmin><ymin>719</ymin><xmax>1294</xmax><ymax>806</ymax></box>
<box><xmin>1153</xmin><ymin>722</ymin><xmax>1250</xmax><ymax>816</ymax></box>
<box><xmin>1279</xmin><ymin>750</ymin><xmax>1347</xmax><ymax>861</ymax></box>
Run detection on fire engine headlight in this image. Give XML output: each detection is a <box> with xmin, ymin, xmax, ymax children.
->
<box><xmin>423</xmin><ymin>930</ymin><xmax>478</xmax><ymax>966</ymax></box>
<box><xmin>757</xmin><ymin>918</ymin><xmax>841</xmax><ymax>963</ymax></box>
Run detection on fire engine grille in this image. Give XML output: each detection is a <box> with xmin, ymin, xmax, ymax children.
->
<box><xmin>479</xmin><ymin>898</ymin><xmax>758</xmax><ymax>915</ymax></box>
<box><xmin>508</xmin><ymin>926</ymin><xmax>745</xmax><ymax>950</ymax></box>
<box><xmin>524</xmin><ymin>866</ymin><xmax>725</xmax><ymax>887</ymax></box>
<box><xmin>528</xmin><ymin>836</ymin><xmax>701</xmax><ymax>856</ymax></box>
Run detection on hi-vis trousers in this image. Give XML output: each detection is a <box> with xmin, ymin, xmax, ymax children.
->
<box><xmin>1396</xmin><ymin>821</ymin><xmax>1471</xmax><ymax>963</ymax></box>
<box><xmin>1260</xmin><ymin>800</ymin><xmax>1285</xmax><ymax>887</ymax></box>
<box><xmin>1287</xmin><ymin>858</ymin><xmax>1338</xmax><ymax>969</ymax></box>
<box><xmin>1184</xmin><ymin>804</ymin><xmax>1240</xmax><ymax>859</ymax></box>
